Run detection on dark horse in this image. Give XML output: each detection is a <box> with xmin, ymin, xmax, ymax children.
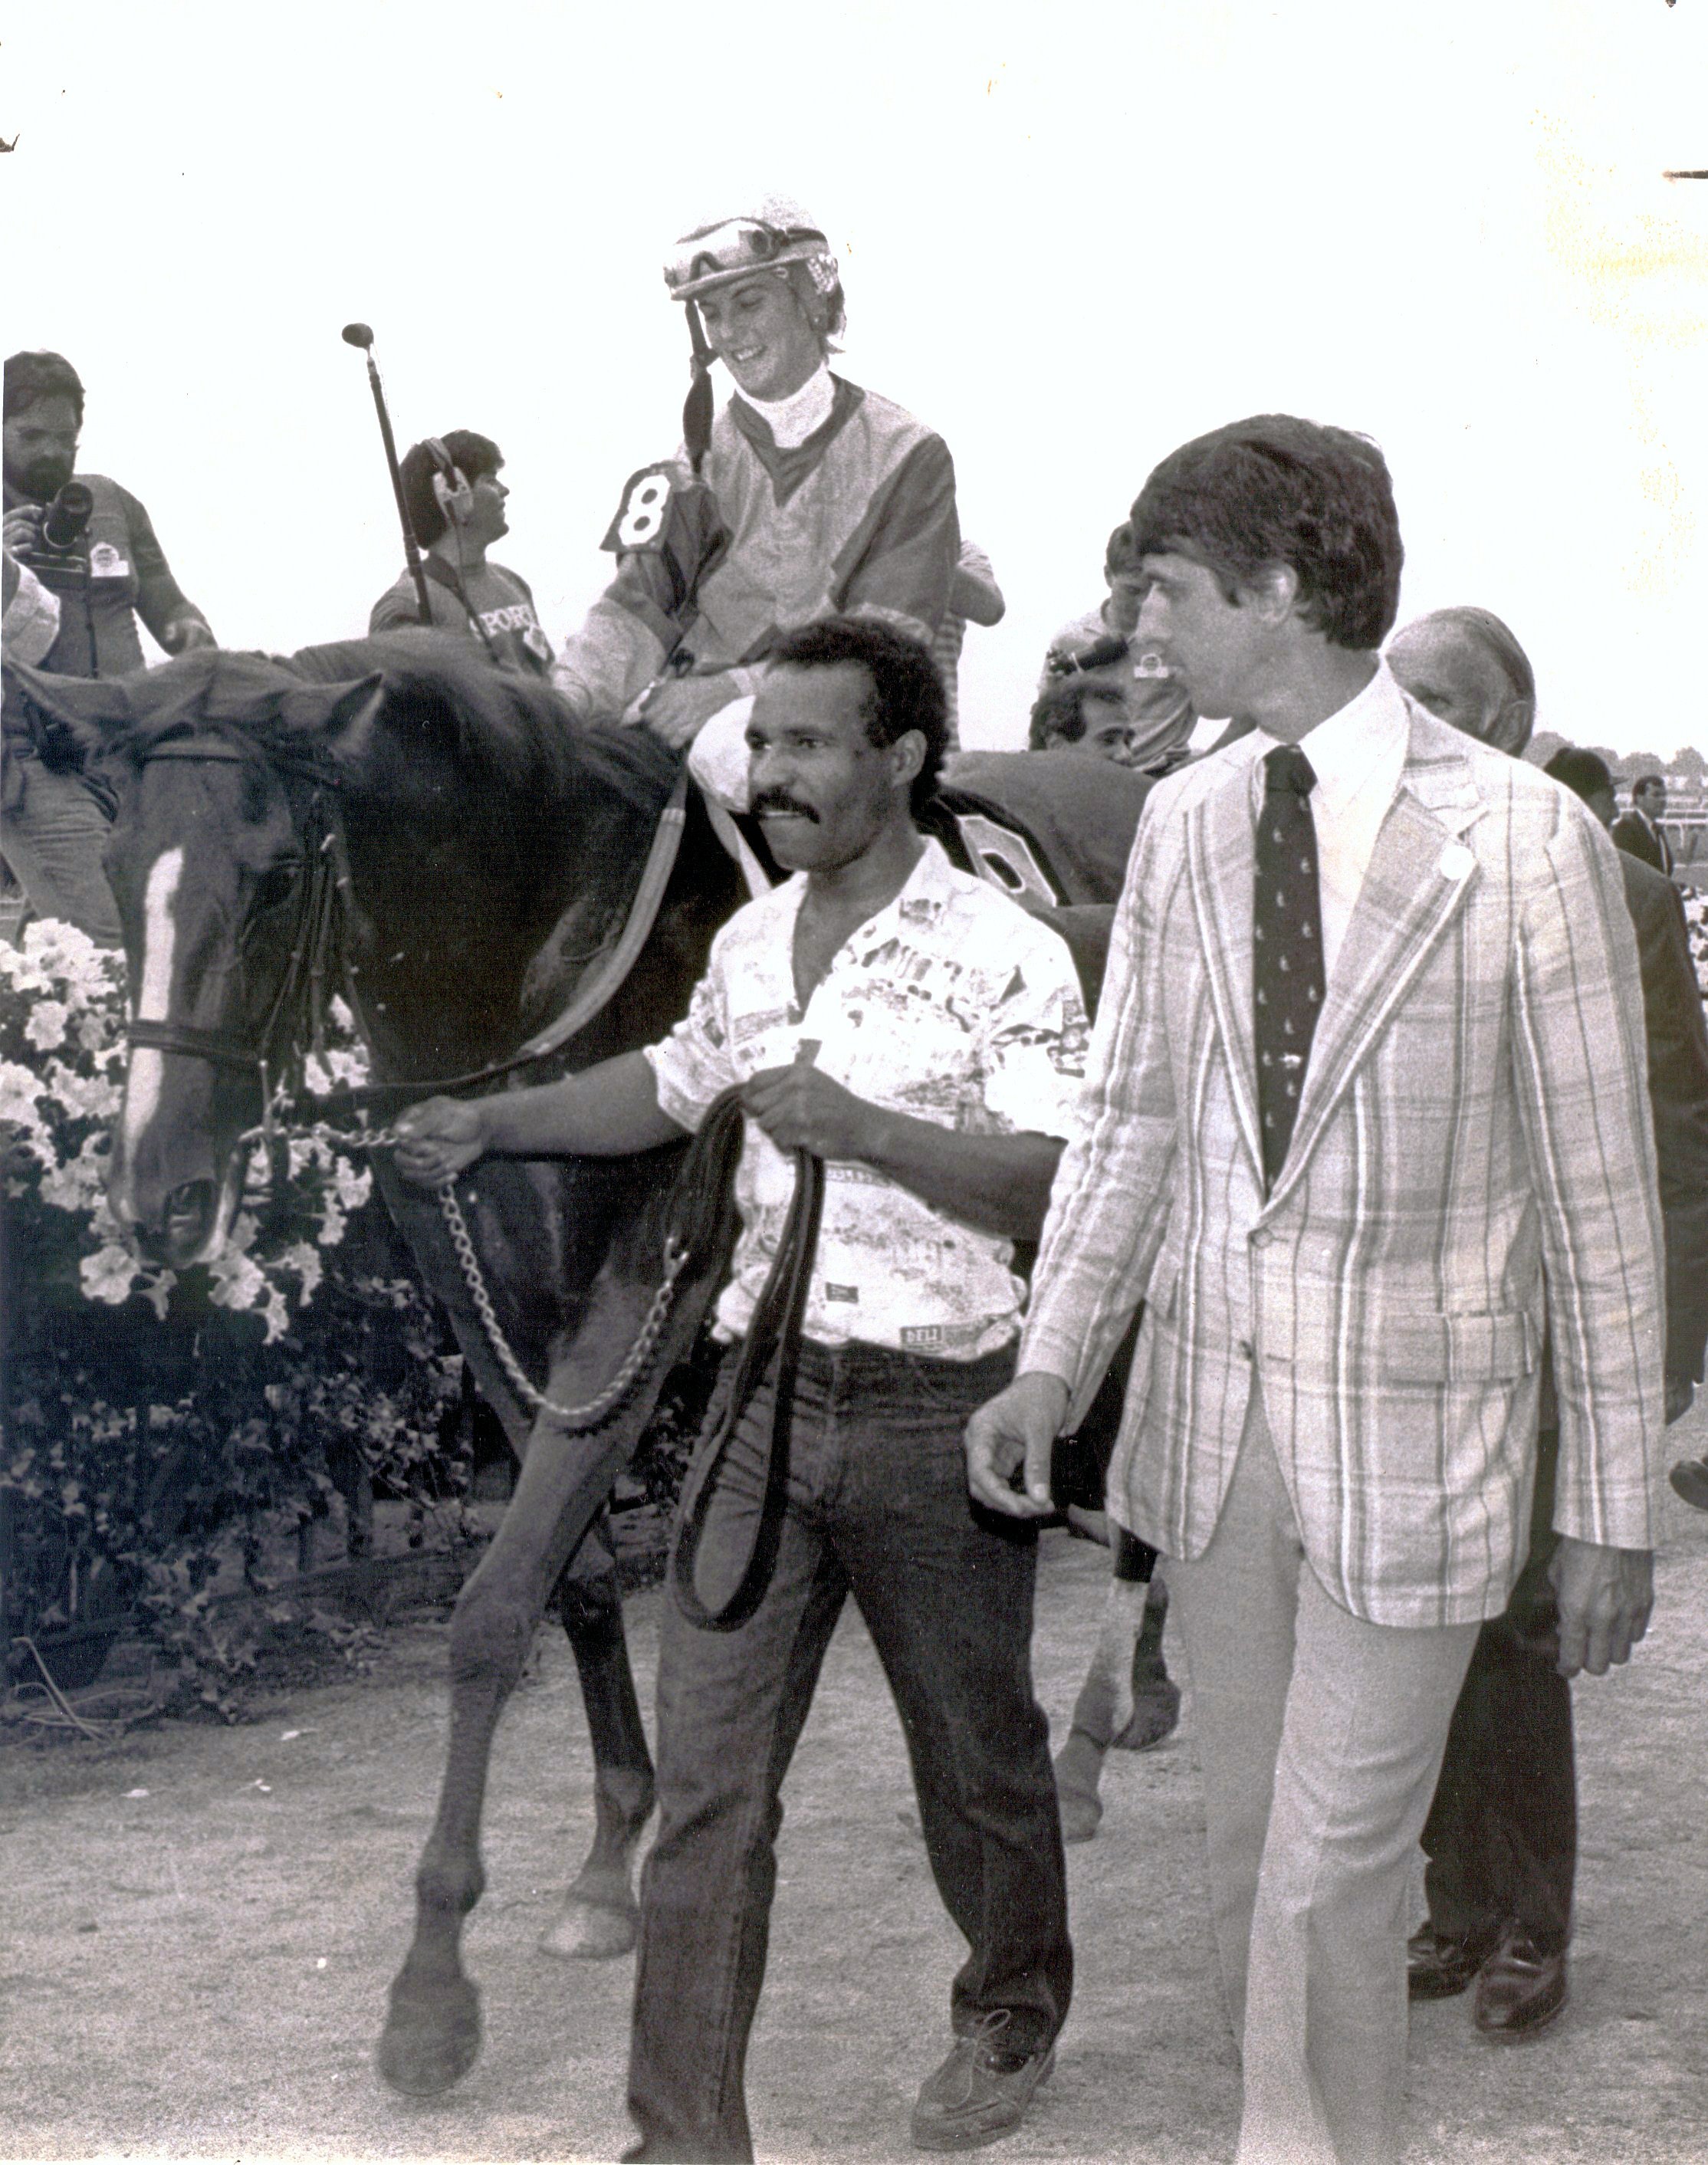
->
<box><xmin>7</xmin><ymin>636</ymin><xmax>747</xmax><ymax>2095</ymax></box>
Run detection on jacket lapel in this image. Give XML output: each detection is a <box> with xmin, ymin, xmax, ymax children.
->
<box><xmin>1185</xmin><ymin>761</ymin><xmax>1265</xmax><ymax>1186</ymax></box>
<box><xmin>1263</xmin><ymin>711</ymin><xmax>1485</xmax><ymax>1214</ymax></box>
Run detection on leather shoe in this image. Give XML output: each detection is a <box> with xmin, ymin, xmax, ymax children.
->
<box><xmin>1473</xmin><ymin>1933</ymin><xmax>1568</xmax><ymax>2038</ymax></box>
<box><xmin>911</xmin><ymin>2012</ymin><xmax>1054</xmax><ymax>2151</ymax></box>
<box><xmin>1670</xmin><ymin>1457</ymin><xmax>1708</xmax><ymax>1513</ymax></box>
<box><xmin>1407</xmin><ymin>1922</ymin><xmax>1500</xmax><ymax>2000</ymax></box>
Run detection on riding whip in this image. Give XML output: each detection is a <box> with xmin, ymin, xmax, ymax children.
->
<box><xmin>341</xmin><ymin>323</ymin><xmax>433</xmax><ymax>626</ymax></box>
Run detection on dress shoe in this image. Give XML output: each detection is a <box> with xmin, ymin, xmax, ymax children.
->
<box><xmin>911</xmin><ymin>2011</ymin><xmax>1054</xmax><ymax>2150</ymax></box>
<box><xmin>1670</xmin><ymin>1457</ymin><xmax>1708</xmax><ymax>1513</ymax></box>
<box><xmin>1407</xmin><ymin>1922</ymin><xmax>1501</xmax><ymax>2000</ymax></box>
<box><xmin>1473</xmin><ymin>1933</ymin><xmax>1568</xmax><ymax>2038</ymax></box>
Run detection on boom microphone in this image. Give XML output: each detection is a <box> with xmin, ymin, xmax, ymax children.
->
<box><xmin>340</xmin><ymin>320</ymin><xmax>432</xmax><ymax>625</ymax></box>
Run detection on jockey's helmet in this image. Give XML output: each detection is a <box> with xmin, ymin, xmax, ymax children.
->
<box><xmin>663</xmin><ymin>197</ymin><xmax>841</xmax><ymax>310</ymax></box>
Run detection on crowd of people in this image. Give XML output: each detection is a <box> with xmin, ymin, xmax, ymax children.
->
<box><xmin>5</xmin><ymin>193</ymin><xmax>1707</xmax><ymax>2165</ymax></box>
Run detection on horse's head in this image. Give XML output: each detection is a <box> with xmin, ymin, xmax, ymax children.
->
<box><xmin>8</xmin><ymin>651</ymin><xmax>381</xmax><ymax>1266</ymax></box>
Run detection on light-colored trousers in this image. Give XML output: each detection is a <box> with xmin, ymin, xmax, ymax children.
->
<box><xmin>1167</xmin><ymin>1389</ymin><xmax>1480</xmax><ymax>2165</ymax></box>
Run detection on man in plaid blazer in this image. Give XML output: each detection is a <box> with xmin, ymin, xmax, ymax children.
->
<box><xmin>967</xmin><ymin>416</ymin><xmax>1665</xmax><ymax>2165</ymax></box>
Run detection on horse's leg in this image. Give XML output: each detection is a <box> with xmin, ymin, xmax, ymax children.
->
<box><xmin>537</xmin><ymin>1510</ymin><xmax>656</xmax><ymax>1960</ymax></box>
<box><xmin>377</xmin><ymin>1408</ymin><xmax>629</xmax><ymax>2095</ymax></box>
<box><xmin>1053</xmin><ymin>1572</ymin><xmax>1179</xmax><ymax>1843</ymax></box>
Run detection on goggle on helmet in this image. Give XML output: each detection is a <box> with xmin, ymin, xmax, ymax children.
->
<box><xmin>663</xmin><ymin>212</ymin><xmax>839</xmax><ymax>304</ymax></box>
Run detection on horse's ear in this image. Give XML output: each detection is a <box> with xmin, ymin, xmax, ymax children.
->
<box><xmin>278</xmin><ymin>673</ymin><xmax>385</xmax><ymax>763</ymax></box>
<box><xmin>2</xmin><ymin>659</ymin><xmax>135</xmax><ymax>757</ymax></box>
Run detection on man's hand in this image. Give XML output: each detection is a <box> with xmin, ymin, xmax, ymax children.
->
<box><xmin>159</xmin><ymin>616</ymin><xmax>215</xmax><ymax>655</ymax></box>
<box><xmin>637</xmin><ymin>674</ymin><xmax>739</xmax><ymax>750</ymax></box>
<box><xmin>741</xmin><ymin>1060</ymin><xmax>879</xmax><ymax>1161</ymax></box>
<box><xmin>1665</xmin><ymin>1372</ymin><xmax>1696</xmax><ymax>1426</ymax></box>
<box><xmin>3</xmin><ymin>504</ymin><xmax>41</xmax><ymax>557</ymax></box>
<box><xmin>392</xmin><ymin>1097</ymin><xmax>488</xmax><ymax>1188</ymax></box>
<box><xmin>1549</xmin><ymin>1535</ymin><xmax>1654</xmax><ymax>1678</ymax></box>
<box><xmin>964</xmin><ymin>1372</ymin><xmax>1069</xmax><ymax>1519</ymax></box>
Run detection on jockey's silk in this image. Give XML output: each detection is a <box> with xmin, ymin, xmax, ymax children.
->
<box><xmin>553</xmin><ymin>376</ymin><xmax>960</xmax><ymax>725</ymax></box>
<box><xmin>645</xmin><ymin>839</ymin><xmax>1087</xmax><ymax>1359</ymax></box>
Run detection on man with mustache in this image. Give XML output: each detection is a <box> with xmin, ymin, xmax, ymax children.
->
<box><xmin>396</xmin><ymin>616</ymin><xmax>1083</xmax><ymax>2159</ymax></box>
<box><xmin>3</xmin><ymin>349</ymin><xmax>214</xmax><ymax>942</ymax></box>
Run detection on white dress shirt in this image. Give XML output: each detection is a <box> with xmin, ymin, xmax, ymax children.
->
<box><xmin>1243</xmin><ymin>662</ymin><xmax>1411</xmax><ymax>982</ymax></box>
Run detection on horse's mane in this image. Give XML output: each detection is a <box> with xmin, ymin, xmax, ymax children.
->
<box><xmin>290</xmin><ymin>633</ymin><xmax>681</xmax><ymax>820</ymax></box>
<box><xmin>94</xmin><ymin>632</ymin><xmax>680</xmax><ymax>827</ymax></box>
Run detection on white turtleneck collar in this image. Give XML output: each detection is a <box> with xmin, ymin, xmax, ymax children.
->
<box><xmin>735</xmin><ymin>363</ymin><xmax>835</xmax><ymax>449</ymax></box>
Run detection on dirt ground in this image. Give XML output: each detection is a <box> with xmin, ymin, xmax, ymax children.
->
<box><xmin>7</xmin><ymin>1403</ymin><xmax>1708</xmax><ymax>2165</ymax></box>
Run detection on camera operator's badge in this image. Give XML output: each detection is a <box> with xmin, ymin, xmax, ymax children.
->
<box><xmin>87</xmin><ymin>541</ymin><xmax>130</xmax><ymax>580</ymax></box>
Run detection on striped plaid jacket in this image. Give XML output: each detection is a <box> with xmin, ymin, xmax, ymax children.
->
<box><xmin>1021</xmin><ymin>696</ymin><xmax>1667</xmax><ymax>1626</ymax></box>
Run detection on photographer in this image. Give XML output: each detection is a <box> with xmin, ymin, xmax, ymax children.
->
<box><xmin>3</xmin><ymin>350</ymin><xmax>215</xmax><ymax>942</ymax></box>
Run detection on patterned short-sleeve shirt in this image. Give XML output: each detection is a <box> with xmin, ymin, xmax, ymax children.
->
<box><xmin>645</xmin><ymin>838</ymin><xmax>1089</xmax><ymax>1358</ymax></box>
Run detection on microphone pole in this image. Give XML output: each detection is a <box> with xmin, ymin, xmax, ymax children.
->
<box><xmin>340</xmin><ymin>323</ymin><xmax>432</xmax><ymax>627</ymax></box>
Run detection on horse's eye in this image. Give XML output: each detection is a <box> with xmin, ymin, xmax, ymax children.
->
<box><xmin>255</xmin><ymin>864</ymin><xmax>301</xmax><ymax>912</ymax></box>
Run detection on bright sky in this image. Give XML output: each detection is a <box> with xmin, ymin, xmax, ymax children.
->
<box><xmin>7</xmin><ymin>0</ymin><xmax>1708</xmax><ymax>755</ymax></box>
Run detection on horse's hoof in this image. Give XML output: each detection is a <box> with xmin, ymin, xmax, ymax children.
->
<box><xmin>376</xmin><ymin>1971</ymin><xmax>482</xmax><ymax>2096</ymax></box>
<box><xmin>538</xmin><ymin>1894</ymin><xmax>638</xmax><ymax>1961</ymax></box>
<box><xmin>1053</xmin><ymin>1731</ymin><xmax>1104</xmax><ymax>1844</ymax></box>
<box><xmin>1112</xmin><ymin>1679</ymin><xmax>1181</xmax><ymax>1753</ymax></box>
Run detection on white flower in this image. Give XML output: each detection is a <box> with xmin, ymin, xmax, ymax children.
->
<box><xmin>0</xmin><ymin>1060</ymin><xmax>48</xmax><ymax>1129</ymax></box>
<box><xmin>137</xmin><ymin>1267</ymin><xmax>176</xmax><ymax>1322</ymax></box>
<box><xmin>208</xmin><ymin>1246</ymin><xmax>268</xmax><ymax>1314</ymax></box>
<box><xmin>24</xmin><ymin>1000</ymin><xmax>69</xmax><ymax>1052</ymax></box>
<box><xmin>38</xmin><ymin>1137</ymin><xmax>110</xmax><ymax>1214</ymax></box>
<box><xmin>280</xmin><ymin>1240</ymin><xmax>324</xmax><ymax>1303</ymax></box>
<box><xmin>258</xmin><ymin>1286</ymin><xmax>291</xmax><ymax>1344</ymax></box>
<box><xmin>81</xmin><ymin>1242</ymin><xmax>143</xmax><ymax>1306</ymax></box>
<box><xmin>41</xmin><ymin>1062</ymin><xmax>123</xmax><ymax>1122</ymax></box>
<box><xmin>332</xmin><ymin>1160</ymin><xmax>373</xmax><ymax>1212</ymax></box>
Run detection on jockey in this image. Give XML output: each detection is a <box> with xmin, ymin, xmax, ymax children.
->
<box><xmin>550</xmin><ymin>196</ymin><xmax>965</xmax><ymax>778</ymax></box>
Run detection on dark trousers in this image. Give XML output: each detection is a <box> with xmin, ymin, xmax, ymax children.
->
<box><xmin>626</xmin><ymin>1338</ymin><xmax>1072</xmax><ymax>2163</ymax></box>
<box><xmin>1420</xmin><ymin>1427</ymin><xmax>1575</xmax><ymax>1958</ymax></box>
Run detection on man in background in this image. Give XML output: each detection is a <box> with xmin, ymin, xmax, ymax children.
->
<box><xmin>3</xmin><ymin>349</ymin><xmax>215</xmax><ymax>941</ymax></box>
<box><xmin>369</xmin><ymin>431</ymin><xmax>553</xmax><ymax>678</ymax></box>
<box><xmin>1387</xmin><ymin>613</ymin><xmax>1708</xmax><ymax>2039</ymax></box>
<box><xmin>1039</xmin><ymin>520</ymin><xmax>1198</xmax><ymax>778</ymax></box>
<box><xmin>1027</xmin><ymin>676</ymin><xmax>1146</xmax><ymax>766</ymax></box>
<box><xmin>1614</xmin><ymin>773</ymin><xmax>1674</xmax><ymax>876</ymax></box>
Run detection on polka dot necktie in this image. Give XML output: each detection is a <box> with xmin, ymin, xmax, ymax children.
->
<box><xmin>1254</xmin><ymin>744</ymin><xmax>1324</xmax><ymax>1190</ymax></box>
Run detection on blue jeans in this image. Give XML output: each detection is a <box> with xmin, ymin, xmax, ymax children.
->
<box><xmin>0</xmin><ymin>750</ymin><xmax>122</xmax><ymax>945</ymax></box>
<box><xmin>627</xmin><ymin>1337</ymin><xmax>1072</xmax><ymax>2162</ymax></box>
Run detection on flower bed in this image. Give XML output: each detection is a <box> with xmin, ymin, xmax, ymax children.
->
<box><xmin>1</xmin><ymin>921</ymin><xmax>465</xmax><ymax>1717</ymax></box>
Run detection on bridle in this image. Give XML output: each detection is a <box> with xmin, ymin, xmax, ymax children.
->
<box><xmin>122</xmin><ymin>737</ymin><xmax>348</xmax><ymax>1123</ymax></box>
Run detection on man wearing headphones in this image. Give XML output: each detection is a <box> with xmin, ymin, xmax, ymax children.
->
<box><xmin>369</xmin><ymin>431</ymin><xmax>554</xmax><ymax>678</ymax></box>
